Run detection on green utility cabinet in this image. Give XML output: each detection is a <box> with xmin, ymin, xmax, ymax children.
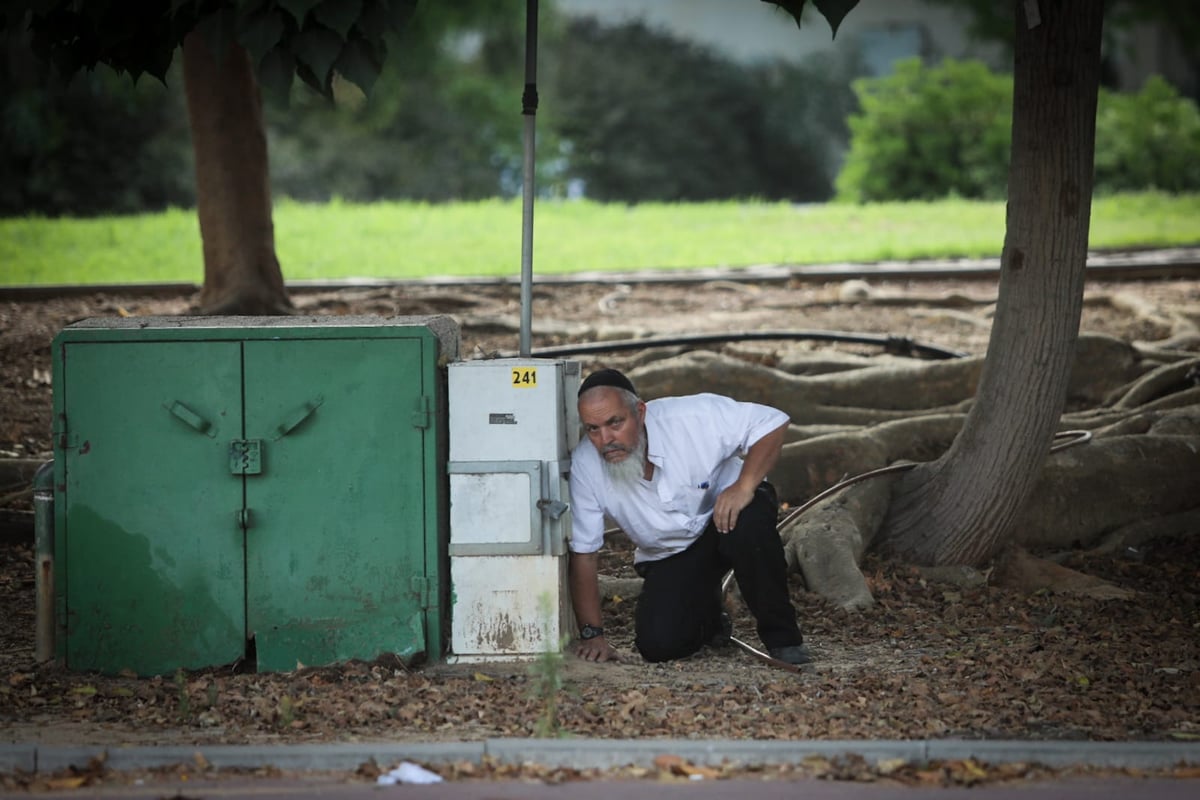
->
<box><xmin>50</xmin><ymin>315</ymin><xmax>458</xmax><ymax>676</ymax></box>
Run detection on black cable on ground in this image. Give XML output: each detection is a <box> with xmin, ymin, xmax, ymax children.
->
<box><xmin>521</xmin><ymin>330</ymin><xmax>968</xmax><ymax>360</ymax></box>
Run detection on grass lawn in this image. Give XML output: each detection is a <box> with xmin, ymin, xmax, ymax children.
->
<box><xmin>2</xmin><ymin>192</ymin><xmax>1197</xmax><ymax>286</ymax></box>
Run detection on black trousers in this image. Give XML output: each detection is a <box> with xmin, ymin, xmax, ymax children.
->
<box><xmin>632</xmin><ymin>482</ymin><xmax>803</xmax><ymax>662</ymax></box>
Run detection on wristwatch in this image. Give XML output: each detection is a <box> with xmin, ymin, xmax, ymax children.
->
<box><xmin>579</xmin><ymin>624</ymin><xmax>605</xmax><ymax>640</ymax></box>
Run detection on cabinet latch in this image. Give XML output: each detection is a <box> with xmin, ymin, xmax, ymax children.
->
<box><xmin>411</xmin><ymin>396</ymin><xmax>432</xmax><ymax>429</ymax></box>
<box><xmin>229</xmin><ymin>439</ymin><xmax>263</xmax><ymax>475</ymax></box>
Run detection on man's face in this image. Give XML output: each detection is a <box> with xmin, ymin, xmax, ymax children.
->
<box><xmin>579</xmin><ymin>387</ymin><xmax>645</xmax><ymax>464</ymax></box>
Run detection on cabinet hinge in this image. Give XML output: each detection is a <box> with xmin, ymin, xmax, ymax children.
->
<box><xmin>410</xmin><ymin>575</ymin><xmax>434</xmax><ymax>609</ymax></box>
<box><xmin>411</xmin><ymin>395</ymin><xmax>432</xmax><ymax>429</ymax></box>
<box><xmin>53</xmin><ymin>413</ymin><xmax>78</xmax><ymax>452</ymax></box>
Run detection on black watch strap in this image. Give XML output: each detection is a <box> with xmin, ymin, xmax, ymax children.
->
<box><xmin>579</xmin><ymin>624</ymin><xmax>604</xmax><ymax>640</ymax></box>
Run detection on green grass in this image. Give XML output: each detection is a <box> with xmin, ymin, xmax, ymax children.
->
<box><xmin>2</xmin><ymin>192</ymin><xmax>1197</xmax><ymax>286</ymax></box>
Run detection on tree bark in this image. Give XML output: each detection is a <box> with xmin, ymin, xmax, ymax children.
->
<box><xmin>182</xmin><ymin>32</ymin><xmax>293</xmax><ymax>316</ymax></box>
<box><xmin>879</xmin><ymin>0</ymin><xmax>1106</xmax><ymax>566</ymax></box>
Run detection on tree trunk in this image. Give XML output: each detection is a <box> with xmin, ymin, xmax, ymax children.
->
<box><xmin>182</xmin><ymin>31</ymin><xmax>293</xmax><ymax>316</ymax></box>
<box><xmin>879</xmin><ymin>0</ymin><xmax>1105</xmax><ymax>566</ymax></box>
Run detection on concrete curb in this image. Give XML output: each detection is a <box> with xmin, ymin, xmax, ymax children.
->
<box><xmin>2</xmin><ymin>739</ymin><xmax>1198</xmax><ymax>775</ymax></box>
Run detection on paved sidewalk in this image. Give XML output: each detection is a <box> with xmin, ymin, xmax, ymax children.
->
<box><xmin>3</xmin><ymin>737</ymin><xmax>1198</xmax><ymax>774</ymax></box>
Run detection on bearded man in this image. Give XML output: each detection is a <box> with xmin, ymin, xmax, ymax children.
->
<box><xmin>567</xmin><ymin>368</ymin><xmax>810</xmax><ymax>666</ymax></box>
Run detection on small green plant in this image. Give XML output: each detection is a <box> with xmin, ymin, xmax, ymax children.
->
<box><xmin>528</xmin><ymin>593</ymin><xmax>569</xmax><ymax>738</ymax></box>
<box><xmin>173</xmin><ymin>668</ymin><xmax>190</xmax><ymax>721</ymax></box>
<box><xmin>278</xmin><ymin>694</ymin><xmax>295</xmax><ymax>729</ymax></box>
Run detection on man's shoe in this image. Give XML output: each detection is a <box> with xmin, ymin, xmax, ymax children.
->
<box><xmin>768</xmin><ymin>644</ymin><xmax>813</xmax><ymax>665</ymax></box>
<box><xmin>706</xmin><ymin>612</ymin><xmax>733</xmax><ymax>648</ymax></box>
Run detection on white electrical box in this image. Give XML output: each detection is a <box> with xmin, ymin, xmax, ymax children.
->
<box><xmin>446</xmin><ymin>358</ymin><xmax>580</xmax><ymax>661</ymax></box>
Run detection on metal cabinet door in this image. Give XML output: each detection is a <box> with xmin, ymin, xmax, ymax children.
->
<box><xmin>58</xmin><ymin>341</ymin><xmax>246</xmax><ymax>675</ymax></box>
<box><xmin>242</xmin><ymin>338</ymin><xmax>432</xmax><ymax>671</ymax></box>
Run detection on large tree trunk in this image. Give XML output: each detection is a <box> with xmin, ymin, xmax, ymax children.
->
<box><xmin>182</xmin><ymin>32</ymin><xmax>293</xmax><ymax>316</ymax></box>
<box><xmin>878</xmin><ymin>0</ymin><xmax>1105</xmax><ymax>566</ymax></box>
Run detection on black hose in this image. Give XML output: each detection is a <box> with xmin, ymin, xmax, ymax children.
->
<box><xmin>518</xmin><ymin>330</ymin><xmax>968</xmax><ymax>360</ymax></box>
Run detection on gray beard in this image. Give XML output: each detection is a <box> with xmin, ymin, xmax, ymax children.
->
<box><xmin>603</xmin><ymin>433</ymin><xmax>648</xmax><ymax>486</ymax></box>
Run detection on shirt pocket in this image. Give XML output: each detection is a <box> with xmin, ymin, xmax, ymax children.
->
<box><xmin>665</xmin><ymin>472</ymin><xmax>719</xmax><ymax>516</ymax></box>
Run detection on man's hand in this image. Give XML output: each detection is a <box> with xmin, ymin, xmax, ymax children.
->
<box><xmin>713</xmin><ymin>482</ymin><xmax>755</xmax><ymax>533</ymax></box>
<box><xmin>713</xmin><ymin>421</ymin><xmax>788</xmax><ymax>533</ymax></box>
<box><xmin>575</xmin><ymin>635</ymin><xmax>618</xmax><ymax>662</ymax></box>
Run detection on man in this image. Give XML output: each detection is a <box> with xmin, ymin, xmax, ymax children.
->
<box><xmin>567</xmin><ymin>367</ymin><xmax>810</xmax><ymax>665</ymax></box>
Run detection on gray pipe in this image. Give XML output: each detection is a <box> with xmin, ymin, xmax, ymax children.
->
<box><xmin>33</xmin><ymin>460</ymin><xmax>55</xmax><ymax>663</ymax></box>
<box><xmin>518</xmin><ymin>0</ymin><xmax>540</xmax><ymax>357</ymax></box>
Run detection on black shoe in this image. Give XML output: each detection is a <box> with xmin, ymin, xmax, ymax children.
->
<box><xmin>768</xmin><ymin>644</ymin><xmax>813</xmax><ymax>665</ymax></box>
<box><xmin>706</xmin><ymin>612</ymin><xmax>733</xmax><ymax>648</ymax></box>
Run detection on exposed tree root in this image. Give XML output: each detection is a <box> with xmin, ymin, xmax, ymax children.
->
<box><xmin>991</xmin><ymin>546</ymin><xmax>1135</xmax><ymax>600</ymax></box>
<box><xmin>779</xmin><ymin>473</ymin><xmax>896</xmax><ymax>611</ymax></box>
<box><xmin>991</xmin><ymin>434</ymin><xmax>1199</xmax><ymax>551</ymax></box>
<box><xmin>1101</xmin><ymin>291</ymin><xmax>1198</xmax><ymax>341</ymax></box>
<box><xmin>631</xmin><ymin>334</ymin><xmax>1154</xmax><ymax>422</ymax></box>
<box><xmin>605</xmin><ymin>327</ymin><xmax>1200</xmax><ymax>606</ymax></box>
<box><xmin>1085</xmin><ymin>508</ymin><xmax>1200</xmax><ymax>555</ymax></box>
<box><xmin>775</xmin><ymin>414</ymin><xmax>963</xmax><ymax>500</ymax></box>
<box><xmin>1109</xmin><ymin>356</ymin><xmax>1200</xmax><ymax>409</ymax></box>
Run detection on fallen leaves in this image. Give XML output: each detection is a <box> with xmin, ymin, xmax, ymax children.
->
<box><xmin>0</xmin><ymin>534</ymin><xmax>1198</xmax><ymax>752</ymax></box>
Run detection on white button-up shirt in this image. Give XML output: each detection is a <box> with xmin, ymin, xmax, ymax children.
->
<box><xmin>568</xmin><ymin>393</ymin><xmax>789</xmax><ymax>564</ymax></box>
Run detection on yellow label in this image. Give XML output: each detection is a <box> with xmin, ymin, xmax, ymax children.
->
<box><xmin>511</xmin><ymin>367</ymin><xmax>537</xmax><ymax>388</ymax></box>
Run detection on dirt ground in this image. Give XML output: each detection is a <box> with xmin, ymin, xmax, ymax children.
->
<box><xmin>1</xmin><ymin>267</ymin><xmax>1198</xmax><ymax>756</ymax></box>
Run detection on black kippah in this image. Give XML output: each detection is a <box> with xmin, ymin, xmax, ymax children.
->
<box><xmin>578</xmin><ymin>368</ymin><xmax>636</xmax><ymax>397</ymax></box>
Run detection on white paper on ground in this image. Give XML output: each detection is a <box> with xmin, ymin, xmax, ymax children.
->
<box><xmin>377</xmin><ymin>761</ymin><xmax>445</xmax><ymax>785</ymax></box>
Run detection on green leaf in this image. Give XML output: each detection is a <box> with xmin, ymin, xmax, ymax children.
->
<box><xmin>312</xmin><ymin>0</ymin><xmax>361</xmax><ymax>38</ymax></box>
<box><xmin>290</xmin><ymin>24</ymin><xmax>343</xmax><ymax>85</ymax></box>
<box><xmin>295</xmin><ymin>58</ymin><xmax>331</xmax><ymax>98</ymax></box>
<box><xmin>762</xmin><ymin>0</ymin><xmax>860</xmax><ymax>37</ymax></box>
<box><xmin>763</xmin><ymin>0</ymin><xmax>805</xmax><ymax>30</ymax></box>
<box><xmin>384</xmin><ymin>0</ymin><xmax>418</xmax><ymax>34</ymax></box>
<box><xmin>357</xmin><ymin>0</ymin><xmax>388</xmax><ymax>34</ymax></box>
<box><xmin>334</xmin><ymin>35</ymin><xmax>383</xmax><ymax>95</ymax></box>
<box><xmin>238</xmin><ymin>7</ymin><xmax>286</xmax><ymax>63</ymax></box>
<box><xmin>257</xmin><ymin>46</ymin><xmax>295</xmax><ymax>104</ymax></box>
<box><xmin>277</xmin><ymin>0</ymin><xmax>323</xmax><ymax>25</ymax></box>
<box><xmin>813</xmin><ymin>0</ymin><xmax>860</xmax><ymax>36</ymax></box>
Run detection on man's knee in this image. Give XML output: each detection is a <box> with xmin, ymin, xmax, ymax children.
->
<box><xmin>635</xmin><ymin>632</ymin><xmax>701</xmax><ymax>663</ymax></box>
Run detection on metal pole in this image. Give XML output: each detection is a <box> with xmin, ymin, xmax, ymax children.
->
<box><xmin>34</xmin><ymin>460</ymin><xmax>55</xmax><ymax>663</ymax></box>
<box><xmin>519</xmin><ymin>0</ymin><xmax>539</xmax><ymax>357</ymax></box>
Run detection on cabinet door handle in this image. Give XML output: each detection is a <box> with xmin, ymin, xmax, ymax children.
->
<box><xmin>273</xmin><ymin>396</ymin><xmax>324</xmax><ymax>439</ymax></box>
<box><xmin>165</xmin><ymin>400</ymin><xmax>214</xmax><ymax>437</ymax></box>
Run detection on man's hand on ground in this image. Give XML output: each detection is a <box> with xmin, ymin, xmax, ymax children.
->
<box><xmin>575</xmin><ymin>636</ymin><xmax>619</xmax><ymax>662</ymax></box>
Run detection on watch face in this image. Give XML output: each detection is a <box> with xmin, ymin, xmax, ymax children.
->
<box><xmin>580</xmin><ymin>625</ymin><xmax>603</xmax><ymax>640</ymax></box>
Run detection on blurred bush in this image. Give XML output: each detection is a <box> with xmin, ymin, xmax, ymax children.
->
<box><xmin>6</xmin><ymin>9</ymin><xmax>1196</xmax><ymax>217</ymax></box>
<box><xmin>0</xmin><ymin>34</ymin><xmax>194</xmax><ymax>216</ymax></box>
<box><xmin>836</xmin><ymin>58</ymin><xmax>1200</xmax><ymax>202</ymax></box>
<box><xmin>1093</xmin><ymin>75</ymin><xmax>1200</xmax><ymax>194</ymax></box>
<box><xmin>835</xmin><ymin>57</ymin><xmax>1012</xmax><ymax>202</ymax></box>
<box><xmin>543</xmin><ymin>17</ymin><xmax>861</xmax><ymax>202</ymax></box>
